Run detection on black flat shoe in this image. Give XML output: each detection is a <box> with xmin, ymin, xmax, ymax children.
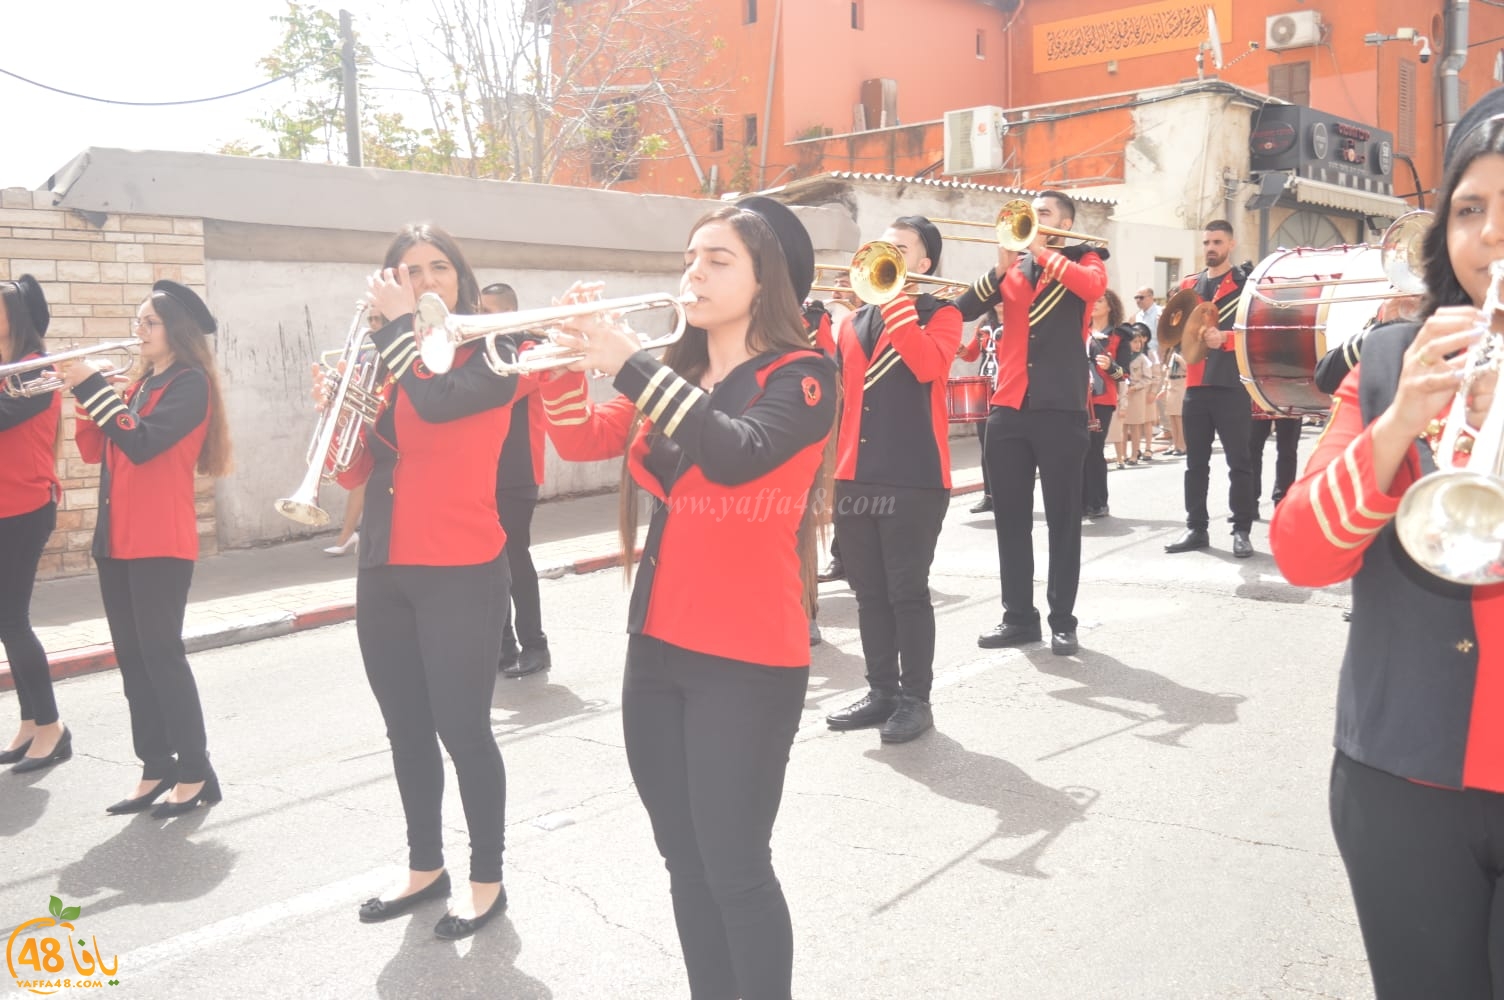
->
<box><xmin>11</xmin><ymin>728</ymin><xmax>71</xmax><ymax>774</ymax></box>
<box><xmin>106</xmin><ymin>777</ymin><xmax>175</xmax><ymax>815</ymax></box>
<box><xmin>1051</xmin><ymin>631</ymin><xmax>1080</xmax><ymax>656</ymax></box>
<box><xmin>817</xmin><ymin>559</ymin><xmax>845</xmax><ymax>582</ymax></box>
<box><xmin>0</xmin><ymin>738</ymin><xmax>33</xmax><ymax>765</ymax></box>
<box><xmin>968</xmin><ymin>496</ymin><xmax>993</xmax><ymax>514</ymax></box>
<box><xmin>878</xmin><ymin>695</ymin><xmax>934</xmax><ymax>744</ymax></box>
<box><xmin>1164</xmin><ymin>528</ymin><xmax>1210</xmax><ymax>554</ymax></box>
<box><xmin>359</xmin><ymin>870</ymin><xmax>451</xmax><ymax>924</ymax></box>
<box><xmin>826</xmin><ymin>691</ymin><xmax>899</xmax><ymax>730</ymax></box>
<box><xmin>977</xmin><ymin>622</ymin><xmax>1042</xmax><ymax>649</ymax></box>
<box><xmin>501</xmin><ymin>646</ymin><xmax>550</xmax><ymax>679</ymax></box>
<box><xmin>151</xmin><ymin>773</ymin><xmax>222</xmax><ymax>818</ymax></box>
<box><xmin>434</xmin><ymin>885</ymin><xmax>507</xmax><ymax>940</ymax></box>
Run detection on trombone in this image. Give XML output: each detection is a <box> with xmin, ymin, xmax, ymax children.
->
<box><xmin>932</xmin><ymin>198</ymin><xmax>1109</xmax><ymax>252</ymax></box>
<box><xmin>0</xmin><ymin>339</ymin><xmax>140</xmax><ymax>398</ymax></box>
<box><xmin>414</xmin><ymin>291</ymin><xmax>696</xmax><ymax>376</ymax></box>
<box><xmin>809</xmin><ymin>241</ymin><xmax>969</xmax><ymax>306</ymax></box>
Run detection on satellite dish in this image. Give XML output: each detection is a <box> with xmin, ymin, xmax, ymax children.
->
<box><xmin>1206</xmin><ymin>8</ymin><xmax>1226</xmax><ymax>70</ymax></box>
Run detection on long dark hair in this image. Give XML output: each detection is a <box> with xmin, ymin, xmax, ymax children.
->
<box><xmin>618</xmin><ymin>204</ymin><xmax>830</xmax><ymax>610</ymax></box>
<box><xmin>0</xmin><ymin>281</ymin><xmax>45</xmax><ymax>363</ymax></box>
<box><xmin>145</xmin><ymin>291</ymin><xmax>233</xmax><ymax>477</ymax></box>
<box><xmin>1421</xmin><ymin>118</ymin><xmax>1504</xmax><ymax>317</ymax></box>
<box><xmin>1097</xmin><ymin>288</ymin><xmax>1125</xmax><ymax>331</ymax></box>
<box><xmin>382</xmin><ymin>223</ymin><xmax>481</xmax><ymax>316</ymax></box>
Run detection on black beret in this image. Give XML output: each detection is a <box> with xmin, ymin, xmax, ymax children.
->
<box><xmin>11</xmin><ymin>274</ymin><xmax>49</xmax><ymax>336</ymax></box>
<box><xmin>1445</xmin><ymin>85</ymin><xmax>1504</xmax><ymax>168</ymax></box>
<box><xmin>1129</xmin><ymin>321</ymin><xmax>1152</xmax><ymax>338</ymax></box>
<box><xmin>151</xmin><ymin>280</ymin><xmax>216</xmax><ymax>334</ymax></box>
<box><xmin>894</xmin><ymin>215</ymin><xmax>943</xmax><ymax>275</ymax></box>
<box><xmin>736</xmin><ymin>196</ymin><xmax>815</xmax><ymax>304</ymax></box>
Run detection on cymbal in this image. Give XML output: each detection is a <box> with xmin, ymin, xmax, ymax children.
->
<box><xmin>1156</xmin><ymin>289</ymin><xmax>1202</xmax><ymax>354</ymax></box>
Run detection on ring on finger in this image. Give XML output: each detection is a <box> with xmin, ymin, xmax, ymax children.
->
<box><xmin>1418</xmin><ymin>353</ymin><xmax>1435</xmax><ymax>367</ymax></box>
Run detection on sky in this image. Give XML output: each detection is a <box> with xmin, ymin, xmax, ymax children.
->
<box><xmin>1</xmin><ymin>0</ymin><xmax>404</xmax><ymax>189</ymax></box>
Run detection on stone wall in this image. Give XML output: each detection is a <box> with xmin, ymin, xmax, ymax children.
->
<box><xmin>0</xmin><ymin>188</ymin><xmax>213</xmax><ymax>579</ymax></box>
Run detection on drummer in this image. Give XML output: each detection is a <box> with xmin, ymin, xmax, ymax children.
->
<box><xmin>824</xmin><ymin>215</ymin><xmax>962</xmax><ymax>744</ymax></box>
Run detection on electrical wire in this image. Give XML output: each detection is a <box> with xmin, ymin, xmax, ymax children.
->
<box><xmin>0</xmin><ymin>64</ymin><xmax>311</xmax><ymax>106</ymax></box>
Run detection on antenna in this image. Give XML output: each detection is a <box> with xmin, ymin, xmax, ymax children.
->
<box><xmin>1206</xmin><ymin>8</ymin><xmax>1225</xmax><ymax>70</ymax></box>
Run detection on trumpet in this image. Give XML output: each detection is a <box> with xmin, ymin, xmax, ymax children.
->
<box><xmin>933</xmin><ymin>198</ymin><xmax>1108</xmax><ymax>252</ymax></box>
<box><xmin>274</xmin><ymin>303</ymin><xmax>384</xmax><ymax>527</ymax></box>
<box><xmin>1395</xmin><ymin>259</ymin><xmax>1504</xmax><ymax>584</ymax></box>
<box><xmin>809</xmin><ymin>241</ymin><xmax>970</xmax><ymax>306</ymax></box>
<box><xmin>414</xmin><ymin>291</ymin><xmax>695</xmax><ymax>376</ymax></box>
<box><xmin>0</xmin><ymin>339</ymin><xmax>140</xmax><ymax>398</ymax></box>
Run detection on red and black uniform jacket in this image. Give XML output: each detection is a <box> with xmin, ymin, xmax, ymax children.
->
<box><xmin>539</xmin><ymin>347</ymin><xmax>837</xmax><ymax>668</ymax></box>
<box><xmin>336</xmin><ymin>314</ymin><xmax>517</xmax><ymax>568</ymax></box>
<box><xmin>952</xmin><ymin>244</ymin><xmax>1109</xmax><ymax>411</ymax></box>
<box><xmin>1086</xmin><ymin>329</ymin><xmax>1126</xmax><ymax>409</ymax></box>
<box><xmin>802</xmin><ymin>300</ymin><xmax>838</xmax><ymax>357</ymax></box>
<box><xmin>72</xmin><ymin>363</ymin><xmax>209</xmax><ymax>560</ymax></box>
<box><xmin>1271</xmin><ymin>321</ymin><xmax>1504</xmax><ymax>792</ymax></box>
<box><xmin>0</xmin><ymin>354</ymin><xmax>61</xmax><ymax>519</ymax></box>
<box><xmin>958</xmin><ymin>325</ymin><xmax>993</xmax><ymax>364</ymax></box>
<box><xmin>835</xmin><ymin>294</ymin><xmax>962</xmax><ymax>489</ymax></box>
<box><xmin>1180</xmin><ymin>264</ymin><xmax>1249</xmax><ymax>389</ymax></box>
<box><xmin>496</xmin><ymin>377</ymin><xmax>547</xmax><ymax>493</ymax></box>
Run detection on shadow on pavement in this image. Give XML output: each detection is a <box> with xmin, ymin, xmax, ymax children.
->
<box><xmin>1024</xmin><ymin>648</ymin><xmax>1245</xmax><ymax>756</ymax></box>
<box><xmin>54</xmin><ymin>810</ymin><xmax>236</xmax><ymax>920</ymax></box>
<box><xmin>376</xmin><ymin>906</ymin><xmax>552</xmax><ymax>999</ymax></box>
<box><xmin>864</xmin><ymin>732</ymin><xmax>1098</xmax><ymax>911</ymax></box>
<box><xmin>493</xmin><ymin>680</ymin><xmax>595</xmax><ymax>730</ymax></box>
<box><xmin>0</xmin><ymin>776</ymin><xmax>49</xmax><ymax>836</ymax></box>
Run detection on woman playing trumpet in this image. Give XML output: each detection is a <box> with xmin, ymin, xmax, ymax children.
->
<box><xmin>325</xmin><ymin>224</ymin><xmax>518</xmax><ymax>940</ymax></box>
<box><xmin>538</xmin><ymin>197</ymin><xmax>836</xmax><ymax>1000</ymax></box>
<box><xmin>0</xmin><ymin>276</ymin><xmax>69</xmax><ymax>773</ymax></box>
<box><xmin>1270</xmin><ymin>91</ymin><xmax>1504</xmax><ymax>998</ymax></box>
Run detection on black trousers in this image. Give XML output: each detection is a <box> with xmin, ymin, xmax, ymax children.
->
<box><xmin>623</xmin><ymin>635</ymin><xmax>807</xmax><ymax>1000</ymax></box>
<box><xmin>96</xmin><ymin>557</ymin><xmax>208</xmax><ymax>782</ymax></box>
<box><xmin>357</xmin><ymin>554</ymin><xmax>510</xmax><ymax>883</ymax></box>
<box><xmin>985</xmin><ymin>406</ymin><xmax>1089</xmax><ymax>633</ymax></box>
<box><xmin>1249</xmin><ymin>417</ymin><xmax>1301</xmax><ymax>506</ymax></box>
<box><xmin>1082</xmin><ymin>403</ymin><xmax>1115</xmax><ymax>511</ymax></box>
<box><xmin>976</xmin><ymin>419</ymin><xmax>991</xmax><ymax>497</ymax></box>
<box><xmin>0</xmin><ymin>502</ymin><xmax>58</xmax><ymax>726</ymax></box>
<box><xmin>1330</xmin><ymin>751</ymin><xmax>1504</xmax><ymax>999</ymax></box>
<box><xmin>833</xmin><ymin>482</ymin><xmax>949</xmax><ymax>701</ymax></box>
<box><xmin>496</xmin><ymin>486</ymin><xmax>546</xmax><ymax>649</ymax></box>
<box><xmin>1182</xmin><ymin>386</ymin><xmax>1255</xmax><ymax>533</ymax></box>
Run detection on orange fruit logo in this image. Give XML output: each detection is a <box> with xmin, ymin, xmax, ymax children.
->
<box><xmin>6</xmin><ymin>896</ymin><xmax>119</xmax><ymax>995</ymax></box>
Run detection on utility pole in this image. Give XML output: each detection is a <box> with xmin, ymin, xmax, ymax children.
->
<box><xmin>339</xmin><ymin>9</ymin><xmax>362</xmax><ymax>167</ymax></box>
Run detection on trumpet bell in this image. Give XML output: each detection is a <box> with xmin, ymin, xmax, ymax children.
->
<box><xmin>1394</xmin><ymin>472</ymin><xmax>1504</xmax><ymax>585</ymax></box>
<box><xmin>849</xmin><ymin>241</ymin><xmax>907</xmax><ymax>306</ymax></box>
<box><xmin>1381</xmin><ymin>210</ymin><xmax>1431</xmax><ymax>296</ymax></box>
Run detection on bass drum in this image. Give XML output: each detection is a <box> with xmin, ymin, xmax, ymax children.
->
<box><xmin>1234</xmin><ymin>245</ymin><xmax>1390</xmax><ymax>415</ymax></box>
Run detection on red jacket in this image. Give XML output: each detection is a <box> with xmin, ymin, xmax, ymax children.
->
<box><xmin>958</xmin><ymin>326</ymin><xmax>993</xmax><ymax>363</ymax></box>
<box><xmin>1086</xmin><ymin>330</ymin><xmax>1125</xmax><ymax>408</ymax></box>
<box><xmin>337</xmin><ymin>315</ymin><xmax>517</xmax><ymax>567</ymax></box>
<box><xmin>73</xmin><ymin>365</ymin><xmax>209</xmax><ymax>560</ymax></box>
<box><xmin>540</xmin><ymin>348</ymin><xmax>836</xmax><ymax>667</ymax></box>
<box><xmin>1180</xmin><ymin>268</ymin><xmax>1246</xmax><ymax>389</ymax></box>
<box><xmin>0</xmin><ymin>354</ymin><xmax>61</xmax><ymax>519</ymax></box>
<box><xmin>835</xmin><ymin>295</ymin><xmax>962</xmax><ymax>489</ymax></box>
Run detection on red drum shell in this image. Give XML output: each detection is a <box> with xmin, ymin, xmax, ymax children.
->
<box><xmin>1234</xmin><ymin>245</ymin><xmax>1390</xmax><ymax>416</ymax></box>
<box><xmin>946</xmin><ymin>376</ymin><xmax>992</xmax><ymax>424</ymax></box>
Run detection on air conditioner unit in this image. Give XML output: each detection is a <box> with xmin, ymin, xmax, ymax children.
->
<box><xmin>1266</xmin><ymin>11</ymin><xmax>1322</xmax><ymax>51</ymax></box>
<box><xmin>943</xmin><ymin>106</ymin><xmax>1006</xmax><ymax>175</ymax></box>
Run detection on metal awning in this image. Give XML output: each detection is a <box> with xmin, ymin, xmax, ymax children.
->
<box><xmin>1288</xmin><ymin>177</ymin><xmax>1412</xmax><ymax>218</ymax></box>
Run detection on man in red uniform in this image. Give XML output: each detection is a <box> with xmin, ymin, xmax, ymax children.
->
<box><xmin>1165</xmin><ymin>220</ymin><xmax>1255</xmax><ymax>558</ymax></box>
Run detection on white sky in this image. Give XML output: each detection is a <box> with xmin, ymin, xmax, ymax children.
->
<box><xmin>1</xmin><ymin>0</ymin><xmax>409</xmax><ymax>189</ymax></box>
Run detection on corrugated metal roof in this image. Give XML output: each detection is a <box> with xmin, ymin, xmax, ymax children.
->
<box><xmin>819</xmin><ymin>171</ymin><xmax>1117</xmax><ymax>206</ymax></box>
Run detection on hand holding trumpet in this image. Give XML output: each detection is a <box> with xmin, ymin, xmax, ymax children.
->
<box><xmin>547</xmin><ymin>281</ymin><xmax>645</xmax><ymax>379</ymax></box>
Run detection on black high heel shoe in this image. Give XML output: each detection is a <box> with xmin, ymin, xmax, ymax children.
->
<box><xmin>11</xmin><ymin>728</ymin><xmax>71</xmax><ymax>774</ymax></box>
<box><xmin>106</xmin><ymin>777</ymin><xmax>176</xmax><ymax>815</ymax></box>
<box><xmin>0</xmin><ymin>738</ymin><xmax>33</xmax><ymax>765</ymax></box>
<box><xmin>434</xmin><ymin>885</ymin><xmax>508</xmax><ymax>940</ymax></box>
<box><xmin>151</xmin><ymin>773</ymin><xmax>222</xmax><ymax>818</ymax></box>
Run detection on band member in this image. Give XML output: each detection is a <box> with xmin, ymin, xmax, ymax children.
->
<box><xmin>801</xmin><ymin>297</ymin><xmax>837</xmax><ymax>646</ymax></box>
<box><xmin>953</xmin><ymin>191</ymin><xmax>1108</xmax><ymax>656</ymax></box>
<box><xmin>1083</xmin><ymin>293</ymin><xmax>1126</xmax><ymax>518</ymax></box>
<box><xmin>1269</xmin><ymin>93</ymin><xmax>1504</xmax><ymax>999</ymax></box>
<box><xmin>480</xmin><ymin>282</ymin><xmax>552</xmax><ymax>678</ymax></box>
<box><xmin>824</xmin><ymin>216</ymin><xmax>961</xmax><ymax>743</ymax></box>
<box><xmin>1165</xmin><ymin>220</ymin><xmax>1256</xmax><ymax>558</ymax></box>
<box><xmin>958</xmin><ymin>310</ymin><xmax>999</xmax><ymax>513</ymax></box>
<box><xmin>0</xmin><ymin>276</ymin><xmax>68</xmax><ymax>773</ymax></box>
<box><xmin>1313</xmin><ymin>296</ymin><xmax>1424</xmax><ymax>395</ymax></box>
<box><xmin>57</xmin><ymin>281</ymin><xmax>231</xmax><ymax>812</ymax></box>
<box><xmin>538</xmin><ymin>197</ymin><xmax>836</xmax><ymax>1000</ymax></box>
<box><xmin>334</xmin><ymin>226</ymin><xmax>517</xmax><ymax>939</ymax></box>
<box><xmin>1248</xmin><ymin>411</ymin><xmax>1301</xmax><ymax>516</ymax></box>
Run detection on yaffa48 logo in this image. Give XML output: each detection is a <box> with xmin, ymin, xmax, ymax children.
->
<box><xmin>7</xmin><ymin>895</ymin><xmax>120</xmax><ymax>994</ymax></box>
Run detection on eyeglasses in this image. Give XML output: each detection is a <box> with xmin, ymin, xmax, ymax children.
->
<box><xmin>1134</xmin><ymin>294</ymin><xmax>1151</xmax><ymax>300</ymax></box>
<box><xmin>132</xmin><ymin>316</ymin><xmax>162</xmax><ymax>332</ymax></box>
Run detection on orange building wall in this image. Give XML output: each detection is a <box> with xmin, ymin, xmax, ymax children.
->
<box><xmin>560</xmin><ymin>0</ymin><xmax>1504</xmax><ymax>207</ymax></box>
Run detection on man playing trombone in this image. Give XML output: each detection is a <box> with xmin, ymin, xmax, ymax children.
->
<box><xmin>950</xmin><ymin>191</ymin><xmax>1109</xmax><ymax>657</ymax></box>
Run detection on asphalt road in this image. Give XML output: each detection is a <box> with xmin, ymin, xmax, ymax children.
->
<box><xmin>2</xmin><ymin>436</ymin><xmax>1373</xmax><ymax>1000</ymax></box>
